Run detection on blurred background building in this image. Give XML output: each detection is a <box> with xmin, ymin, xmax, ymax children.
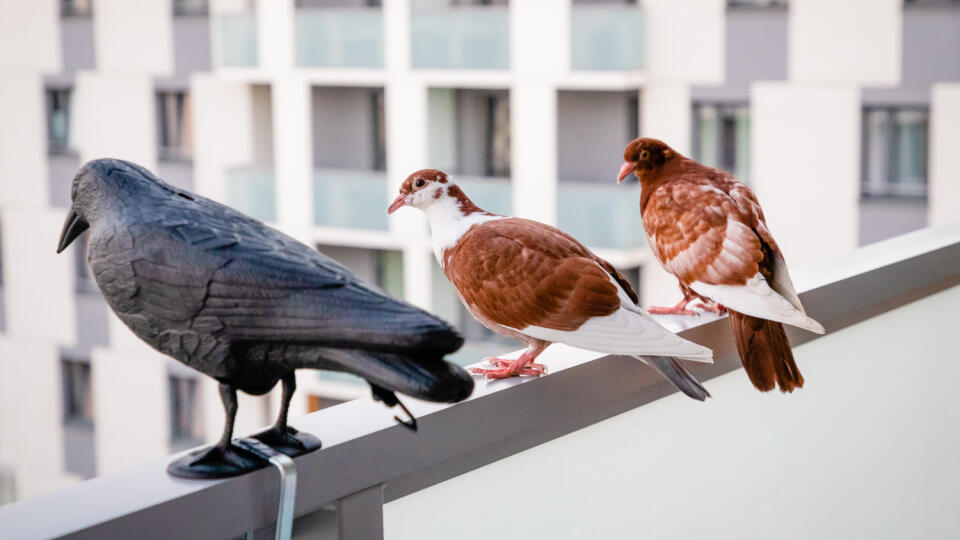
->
<box><xmin>0</xmin><ymin>0</ymin><xmax>958</xmax><ymax>505</ymax></box>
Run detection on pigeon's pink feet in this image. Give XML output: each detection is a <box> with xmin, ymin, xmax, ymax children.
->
<box><xmin>487</xmin><ymin>357</ymin><xmax>546</xmax><ymax>373</ymax></box>
<box><xmin>698</xmin><ymin>302</ymin><xmax>727</xmax><ymax>315</ymax></box>
<box><xmin>648</xmin><ymin>298</ymin><xmax>698</xmax><ymax>316</ymax></box>
<box><xmin>470</xmin><ymin>356</ymin><xmax>545</xmax><ymax>379</ymax></box>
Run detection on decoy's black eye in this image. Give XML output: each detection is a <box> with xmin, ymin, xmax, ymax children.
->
<box><xmin>415</xmin><ymin>178</ymin><xmax>426</xmax><ymax>188</ymax></box>
<box><xmin>639</xmin><ymin>149</ymin><xmax>650</xmax><ymax>160</ymax></box>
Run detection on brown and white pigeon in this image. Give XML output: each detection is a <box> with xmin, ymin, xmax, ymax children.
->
<box><xmin>388</xmin><ymin>169</ymin><xmax>714</xmax><ymax>401</ymax></box>
<box><xmin>617</xmin><ymin>138</ymin><xmax>825</xmax><ymax>393</ymax></box>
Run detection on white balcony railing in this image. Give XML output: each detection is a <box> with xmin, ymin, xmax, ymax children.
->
<box><xmin>557</xmin><ymin>180</ymin><xmax>645</xmax><ymax>249</ymax></box>
<box><xmin>410</xmin><ymin>5</ymin><xmax>509</xmax><ymax>70</ymax></box>
<box><xmin>295</xmin><ymin>7</ymin><xmax>384</xmax><ymax>68</ymax></box>
<box><xmin>313</xmin><ymin>168</ymin><xmax>389</xmax><ymax>230</ymax></box>
<box><xmin>225</xmin><ymin>166</ymin><xmax>276</xmax><ymax>222</ymax></box>
<box><xmin>217</xmin><ymin>12</ymin><xmax>258</xmax><ymax>68</ymax></box>
<box><xmin>570</xmin><ymin>3</ymin><xmax>644</xmax><ymax>71</ymax></box>
<box><xmin>3</xmin><ymin>224</ymin><xmax>960</xmax><ymax>539</ymax></box>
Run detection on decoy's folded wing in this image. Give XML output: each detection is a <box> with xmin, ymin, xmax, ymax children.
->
<box><xmin>129</xmin><ymin>218</ymin><xmax>463</xmax><ymax>355</ymax></box>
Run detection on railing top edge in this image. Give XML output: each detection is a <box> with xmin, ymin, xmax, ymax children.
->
<box><xmin>3</xmin><ymin>222</ymin><xmax>960</xmax><ymax>539</ymax></box>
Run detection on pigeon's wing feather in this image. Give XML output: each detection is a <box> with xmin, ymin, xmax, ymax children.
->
<box><xmin>644</xmin><ymin>176</ymin><xmax>821</xmax><ymax>332</ymax></box>
<box><xmin>445</xmin><ymin>219</ymin><xmax>712</xmax><ymax>361</ymax></box>
<box><xmin>128</xmin><ymin>200</ymin><xmax>462</xmax><ymax>355</ymax></box>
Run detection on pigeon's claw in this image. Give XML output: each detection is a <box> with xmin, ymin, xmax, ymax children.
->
<box><xmin>470</xmin><ymin>355</ymin><xmax>547</xmax><ymax>379</ymax></box>
<box><xmin>648</xmin><ymin>298</ymin><xmax>699</xmax><ymax>316</ymax></box>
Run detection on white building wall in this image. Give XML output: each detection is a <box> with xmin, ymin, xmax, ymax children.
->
<box><xmin>73</xmin><ymin>73</ymin><xmax>157</xmax><ymax>170</ymax></box>
<box><xmin>0</xmin><ymin>74</ymin><xmax>50</xmax><ymax>208</ymax></box>
<box><xmin>751</xmin><ymin>83</ymin><xmax>860</xmax><ymax>264</ymax></box>
<box><xmin>93</xmin><ymin>0</ymin><xmax>173</xmax><ymax>75</ymax></box>
<box><xmin>644</xmin><ymin>0</ymin><xmax>724</xmax><ymax>84</ymax></box>
<box><xmin>0</xmin><ymin>0</ymin><xmax>60</xmax><ymax>73</ymax></box>
<box><xmin>929</xmin><ymin>84</ymin><xmax>960</xmax><ymax>228</ymax></box>
<box><xmin>385</xmin><ymin>285</ymin><xmax>960</xmax><ymax>540</ymax></box>
<box><xmin>789</xmin><ymin>0</ymin><xmax>901</xmax><ymax>85</ymax></box>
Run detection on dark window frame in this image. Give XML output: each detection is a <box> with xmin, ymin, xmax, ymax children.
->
<box><xmin>61</xmin><ymin>357</ymin><xmax>94</xmax><ymax>427</ymax></box>
<box><xmin>860</xmin><ymin>105</ymin><xmax>929</xmax><ymax>199</ymax></box>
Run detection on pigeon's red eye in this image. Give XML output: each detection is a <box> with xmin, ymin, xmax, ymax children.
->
<box><xmin>415</xmin><ymin>179</ymin><xmax>426</xmax><ymax>188</ymax></box>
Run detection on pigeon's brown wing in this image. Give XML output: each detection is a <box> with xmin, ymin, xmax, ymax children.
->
<box><xmin>443</xmin><ymin>218</ymin><xmax>623</xmax><ymax>333</ymax></box>
<box><xmin>126</xmin><ymin>204</ymin><xmax>462</xmax><ymax>356</ymax></box>
<box><xmin>642</xmin><ymin>181</ymin><xmax>764</xmax><ymax>287</ymax></box>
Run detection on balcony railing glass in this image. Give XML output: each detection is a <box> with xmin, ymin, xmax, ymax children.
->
<box><xmin>570</xmin><ymin>4</ymin><xmax>644</xmax><ymax>71</ymax></box>
<box><xmin>557</xmin><ymin>181</ymin><xmax>645</xmax><ymax>249</ymax></box>
<box><xmin>314</xmin><ymin>169</ymin><xmax>389</xmax><ymax>230</ymax></box>
<box><xmin>295</xmin><ymin>8</ymin><xmax>384</xmax><ymax>68</ymax></box>
<box><xmin>410</xmin><ymin>6</ymin><xmax>509</xmax><ymax>70</ymax></box>
<box><xmin>457</xmin><ymin>176</ymin><xmax>512</xmax><ymax>216</ymax></box>
<box><xmin>218</xmin><ymin>12</ymin><xmax>258</xmax><ymax>67</ymax></box>
<box><xmin>225</xmin><ymin>167</ymin><xmax>275</xmax><ymax>222</ymax></box>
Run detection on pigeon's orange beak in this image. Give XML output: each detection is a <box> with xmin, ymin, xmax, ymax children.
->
<box><xmin>617</xmin><ymin>162</ymin><xmax>637</xmax><ymax>184</ymax></box>
<box><xmin>387</xmin><ymin>193</ymin><xmax>407</xmax><ymax>215</ymax></box>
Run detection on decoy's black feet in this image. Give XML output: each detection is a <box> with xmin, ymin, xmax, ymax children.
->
<box><xmin>167</xmin><ymin>443</ymin><xmax>266</xmax><ymax>479</ymax></box>
<box><xmin>253</xmin><ymin>426</ymin><xmax>322</xmax><ymax>457</ymax></box>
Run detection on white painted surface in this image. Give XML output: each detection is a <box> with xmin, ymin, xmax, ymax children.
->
<box><xmin>641</xmin><ymin>82</ymin><xmax>692</xmax><ymax>155</ymax></box>
<box><xmin>644</xmin><ymin>0</ymin><xmax>724</xmax><ymax>84</ymax></box>
<box><xmin>0</xmin><ymin>73</ymin><xmax>49</xmax><ymax>208</ymax></box>
<box><xmin>385</xmin><ymin>284</ymin><xmax>960</xmax><ymax>540</ymax></box>
<box><xmin>510</xmin><ymin>81</ymin><xmax>557</xmax><ymax>225</ymax></box>
<box><xmin>750</xmin><ymin>82</ymin><xmax>860</xmax><ymax>265</ymax></box>
<box><xmin>929</xmin><ymin>84</ymin><xmax>960</xmax><ymax>227</ymax></box>
<box><xmin>0</xmin><ymin>0</ymin><xmax>60</xmax><ymax>72</ymax></box>
<box><xmin>93</xmin><ymin>0</ymin><xmax>173</xmax><ymax>75</ymax></box>
<box><xmin>2</xmin><ymin>208</ymin><xmax>76</xmax><ymax>343</ymax></box>
<box><xmin>190</xmin><ymin>74</ymin><xmax>255</xmax><ymax>203</ymax></box>
<box><xmin>91</xmin><ymin>347</ymin><xmax>170</xmax><ymax>475</ymax></box>
<box><xmin>789</xmin><ymin>0</ymin><xmax>901</xmax><ymax>85</ymax></box>
<box><xmin>272</xmin><ymin>77</ymin><xmax>313</xmax><ymax>231</ymax></box>
<box><xmin>73</xmin><ymin>73</ymin><xmax>157</xmax><ymax>171</ymax></box>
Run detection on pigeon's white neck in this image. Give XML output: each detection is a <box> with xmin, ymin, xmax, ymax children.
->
<box><xmin>424</xmin><ymin>188</ymin><xmax>502</xmax><ymax>268</ymax></box>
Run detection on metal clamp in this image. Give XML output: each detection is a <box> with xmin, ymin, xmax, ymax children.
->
<box><xmin>235</xmin><ymin>438</ymin><xmax>298</xmax><ymax>540</ymax></box>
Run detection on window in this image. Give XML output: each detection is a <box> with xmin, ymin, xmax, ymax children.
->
<box><xmin>483</xmin><ymin>93</ymin><xmax>511</xmax><ymax>177</ymax></box>
<box><xmin>692</xmin><ymin>102</ymin><xmax>750</xmax><ymax>181</ymax></box>
<box><xmin>862</xmin><ymin>107</ymin><xmax>928</xmax><ymax>198</ymax></box>
<box><xmin>47</xmin><ymin>88</ymin><xmax>72</xmax><ymax>155</ymax></box>
<box><xmin>727</xmin><ymin>0</ymin><xmax>788</xmax><ymax>7</ymax></box>
<box><xmin>0</xmin><ymin>466</ymin><xmax>14</xmax><ymax>505</ymax></box>
<box><xmin>173</xmin><ymin>0</ymin><xmax>208</xmax><ymax>16</ymax></box>
<box><xmin>74</xmin><ymin>234</ymin><xmax>97</xmax><ymax>293</ymax></box>
<box><xmin>62</xmin><ymin>358</ymin><xmax>94</xmax><ymax>425</ymax></box>
<box><xmin>157</xmin><ymin>91</ymin><xmax>193</xmax><ymax>161</ymax></box>
<box><xmin>307</xmin><ymin>394</ymin><xmax>344</xmax><ymax>412</ymax></box>
<box><xmin>370</xmin><ymin>90</ymin><xmax>387</xmax><ymax>171</ymax></box>
<box><xmin>61</xmin><ymin>0</ymin><xmax>93</xmax><ymax>16</ymax></box>
<box><xmin>169</xmin><ymin>375</ymin><xmax>203</xmax><ymax>446</ymax></box>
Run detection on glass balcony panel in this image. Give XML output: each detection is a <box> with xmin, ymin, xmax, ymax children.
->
<box><xmin>218</xmin><ymin>13</ymin><xmax>258</xmax><ymax>67</ymax></box>
<box><xmin>570</xmin><ymin>5</ymin><xmax>644</xmax><ymax>71</ymax></box>
<box><xmin>411</xmin><ymin>7</ymin><xmax>509</xmax><ymax>70</ymax></box>
<box><xmin>457</xmin><ymin>176</ymin><xmax>512</xmax><ymax>216</ymax></box>
<box><xmin>295</xmin><ymin>8</ymin><xmax>384</xmax><ymax>68</ymax></box>
<box><xmin>314</xmin><ymin>168</ymin><xmax>389</xmax><ymax>230</ymax></box>
<box><xmin>225</xmin><ymin>167</ymin><xmax>276</xmax><ymax>222</ymax></box>
<box><xmin>557</xmin><ymin>181</ymin><xmax>645</xmax><ymax>249</ymax></box>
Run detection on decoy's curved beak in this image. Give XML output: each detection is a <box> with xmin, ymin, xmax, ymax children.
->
<box><xmin>56</xmin><ymin>207</ymin><xmax>89</xmax><ymax>254</ymax></box>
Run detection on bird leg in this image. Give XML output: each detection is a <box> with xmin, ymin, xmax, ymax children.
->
<box><xmin>370</xmin><ymin>385</ymin><xmax>418</xmax><ymax>431</ymax></box>
<box><xmin>188</xmin><ymin>383</ymin><xmax>262</xmax><ymax>471</ymax></box>
<box><xmin>470</xmin><ymin>343</ymin><xmax>549</xmax><ymax>379</ymax></box>
<box><xmin>253</xmin><ymin>373</ymin><xmax>307</xmax><ymax>451</ymax></box>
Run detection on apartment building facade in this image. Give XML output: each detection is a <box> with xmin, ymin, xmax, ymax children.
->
<box><xmin>0</xmin><ymin>0</ymin><xmax>958</xmax><ymax>504</ymax></box>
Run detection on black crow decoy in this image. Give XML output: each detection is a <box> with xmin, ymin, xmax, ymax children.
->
<box><xmin>56</xmin><ymin>159</ymin><xmax>473</xmax><ymax>478</ymax></box>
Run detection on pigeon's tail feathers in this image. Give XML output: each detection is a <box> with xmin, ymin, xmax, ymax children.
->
<box><xmin>635</xmin><ymin>355</ymin><xmax>711</xmax><ymax>401</ymax></box>
<box><xmin>728</xmin><ymin>310</ymin><xmax>803</xmax><ymax>393</ymax></box>
<box><xmin>303</xmin><ymin>348</ymin><xmax>474</xmax><ymax>403</ymax></box>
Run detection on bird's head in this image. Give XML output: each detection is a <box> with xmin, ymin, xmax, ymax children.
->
<box><xmin>387</xmin><ymin>169</ymin><xmax>452</xmax><ymax>215</ymax></box>
<box><xmin>618</xmin><ymin>138</ymin><xmax>677</xmax><ymax>184</ymax></box>
<box><xmin>57</xmin><ymin>159</ymin><xmax>182</xmax><ymax>254</ymax></box>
